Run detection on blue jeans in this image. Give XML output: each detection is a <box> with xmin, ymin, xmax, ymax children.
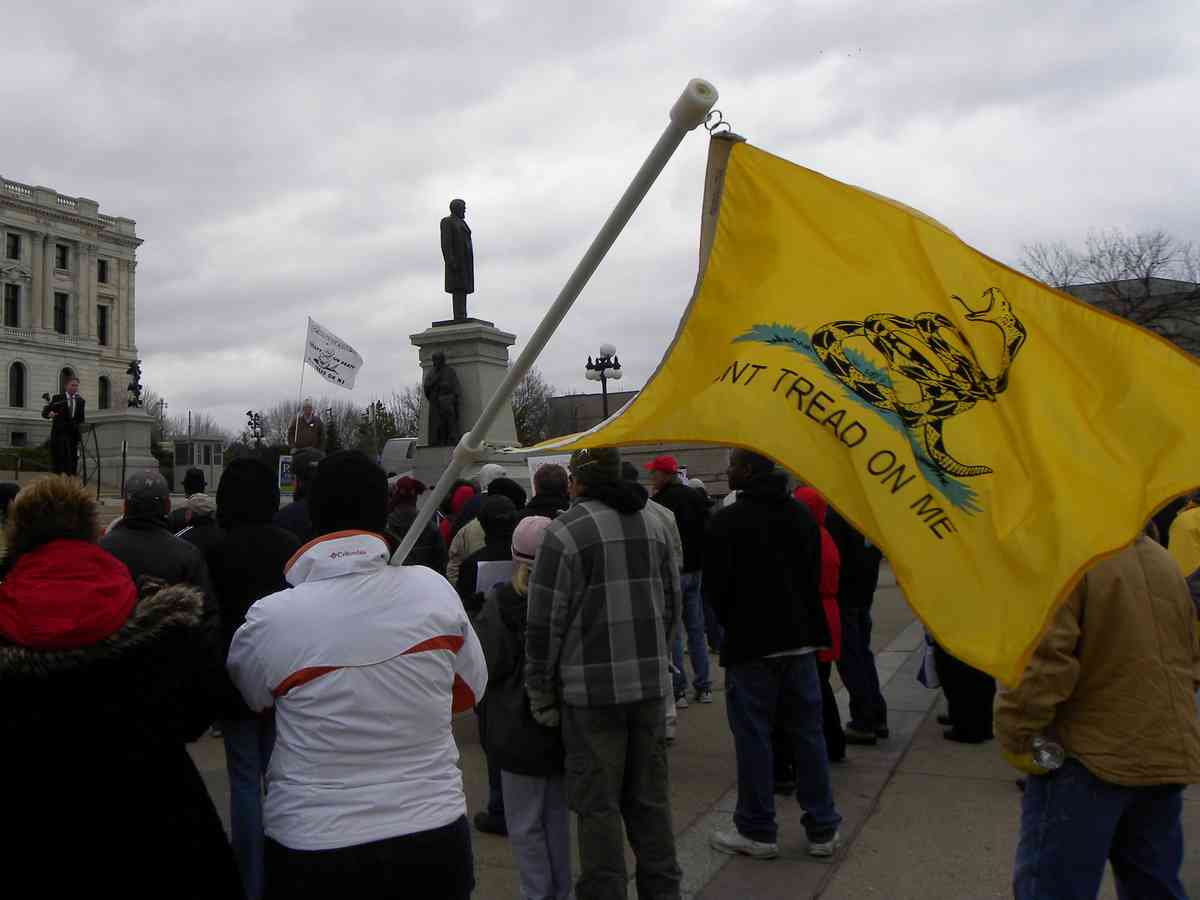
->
<box><xmin>222</xmin><ymin>715</ymin><xmax>276</xmax><ymax>900</ymax></box>
<box><xmin>836</xmin><ymin>605</ymin><xmax>887</xmax><ymax>732</ymax></box>
<box><xmin>725</xmin><ymin>654</ymin><xmax>841</xmax><ymax>844</ymax></box>
<box><xmin>1015</xmin><ymin>758</ymin><xmax>1186</xmax><ymax>900</ymax></box>
<box><xmin>672</xmin><ymin>571</ymin><xmax>712</xmax><ymax>696</ymax></box>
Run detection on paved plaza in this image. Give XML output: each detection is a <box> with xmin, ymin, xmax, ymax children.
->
<box><xmin>187</xmin><ymin>566</ymin><xmax>1200</xmax><ymax>898</ymax></box>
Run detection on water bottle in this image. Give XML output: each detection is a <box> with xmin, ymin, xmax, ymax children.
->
<box><xmin>1031</xmin><ymin>735</ymin><xmax>1065</xmax><ymax>771</ymax></box>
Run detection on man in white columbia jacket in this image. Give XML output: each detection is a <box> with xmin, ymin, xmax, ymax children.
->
<box><xmin>228</xmin><ymin>450</ymin><xmax>487</xmax><ymax>900</ymax></box>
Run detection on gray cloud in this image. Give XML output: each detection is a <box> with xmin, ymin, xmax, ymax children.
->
<box><xmin>4</xmin><ymin>0</ymin><xmax>1197</xmax><ymax>432</ymax></box>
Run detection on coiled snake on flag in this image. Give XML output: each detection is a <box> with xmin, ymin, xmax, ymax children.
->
<box><xmin>811</xmin><ymin>288</ymin><xmax>1027</xmax><ymax>479</ymax></box>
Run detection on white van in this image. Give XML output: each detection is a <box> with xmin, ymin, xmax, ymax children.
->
<box><xmin>379</xmin><ymin>437</ymin><xmax>419</xmax><ymax>476</ymax></box>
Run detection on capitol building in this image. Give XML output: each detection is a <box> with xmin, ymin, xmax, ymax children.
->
<box><xmin>0</xmin><ymin>175</ymin><xmax>140</xmax><ymax>449</ymax></box>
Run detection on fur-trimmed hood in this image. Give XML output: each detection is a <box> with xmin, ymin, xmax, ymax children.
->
<box><xmin>0</xmin><ymin>581</ymin><xmax>208</xmax><ymax>682</ymax></box>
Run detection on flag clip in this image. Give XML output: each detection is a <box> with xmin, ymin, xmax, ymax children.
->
<box><xmin>704</xmin><ymin>109</ymin><xmax>733</xmax><ymax>134</ymax></box>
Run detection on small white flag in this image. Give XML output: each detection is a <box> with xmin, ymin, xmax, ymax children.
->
<box><xmin>304</xmin><ymin>317</ymin><xmax>363</xmax><ymax>389</ymax></box>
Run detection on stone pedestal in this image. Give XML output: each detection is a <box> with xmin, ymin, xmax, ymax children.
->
<box><xmin>85</xmin><ymin>408</ymin><xmax>157</xmax><ymax>492</ymax></box>
<box><xmin>410</xmin><ymin>320</ymin><xmax>525</xmax><ymax>490</ymax></box>
<box><xmin>410</xmin><ymin>320</ymin><xmax>519</xmax><ymax>448</ymax></box>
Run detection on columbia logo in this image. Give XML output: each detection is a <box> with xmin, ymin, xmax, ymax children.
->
<box><xmin>329</xmin><ymin>550</ymin><xmax>369</xmax><ymax>559</ymax></box>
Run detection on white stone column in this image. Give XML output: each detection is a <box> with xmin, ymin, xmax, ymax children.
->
<box><xmin>41</xmin><ymin>234</ymin><xmax>53</xmax><ymax>331</ymax></box>
<box><xmin>78</xmin><ymin>243</ymin><xmax>93</xmax><ymax>338</ymax></box>
<box><xmin>29</xmin><ymin>232</ymin><xmax>44</xmax><ymax>330</ymax></box>
<box><xmin>127</xmin><ymin>259</ymin><xmax>136</xmax><ymax>348</ymax></box>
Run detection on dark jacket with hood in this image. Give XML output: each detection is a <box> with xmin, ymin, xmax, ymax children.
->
<box><xmin>476</xmin><ymin>581</ymin><xmax>565</xmax><ymax>775</ymax></box>
<box><xmin>176</xmin><ymin>514</ymin><xmax>224</xmax><ymax>560</ymax></box>
<box><xmin>273</xmin><ymin>495</ymin><xmax>314</xmax><ymax>545</ymax></box>
<box><xmin>207</xmin><ymin>458</ymin><xmax>301</xmax><ymax>719</ymax></box>
<box><xmin>515</xmin><ymin>490</ymin><xmax>570</xmax><ymax>524</ymax></box>
<box><xmin>825</xmin><ymin>508</ymin><xmax>883</xmax><ymax>610</ymax></box>
<box><xmin>0</xmin><ymin>546</ymin><xmax>241</xmax><ymax>897</ymax></box>
<box><xmin>457</xmin><ymin>496</ymin><xmax>518</xmax><ymax>616</ymax></box>
<box><xmin>386</xmin><ymin>505</ymin><xmax>449</xmax><ymax>575</ymax></box>
<box><xmin>652</xmin><ymin>480</ymin><xmax>709</xmax><ymax>574</ymax></box>
<box><xmin>206</xmin><ymin>524</ymin><xmax>299</xmax><ymax>719</ymax></box>
<box><xmin>100</xmin><ymin>515</ymin><xmax>215</xmax><ymax>604</ymax></box>
<box><xmin>704</xmin><ymin>471</ymin><xmax>829</xmax><ymax>667</ymax></box>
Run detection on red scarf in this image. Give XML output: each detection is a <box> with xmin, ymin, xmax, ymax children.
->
<box><xmin>0</xmin><ymin>539</ymin><xmax>137</xmax><ymax>649</ymax></box>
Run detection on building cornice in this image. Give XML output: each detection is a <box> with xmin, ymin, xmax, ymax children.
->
<box><xmin>0</xmin><ymin>194</ymin><xmax>143</xmax><ymax>250</ymax></box>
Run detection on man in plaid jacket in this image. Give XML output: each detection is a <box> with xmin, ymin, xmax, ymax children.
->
<box><xmin>525</xmin><ymin>447</ymin><xmax>682</xmax><ymax>900</ymax></box>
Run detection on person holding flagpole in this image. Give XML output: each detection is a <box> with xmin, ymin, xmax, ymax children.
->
<box><xmin>287</xmin><ymin>399</ymin><xmax>324</xmax><ymax>452</ymax></box>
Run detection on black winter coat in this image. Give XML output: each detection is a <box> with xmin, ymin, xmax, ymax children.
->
<box><xmin>825</xmin><ymin>509</ymin><xmax>883</xmax><ymax>610</ymax></box>
<box><xmin>458</xmin><ymin>533</ymin><xmax>516</xmax><ymax>617</ymax></box>
<box><xmin>476</xmin><ymin>583</ymin><xmax>565</xmax><ymax>776</ymax></box>
<box><xmin>703</xmin><ymin>471</ymin><xmax>829</xmax><ymax>667</ymax></box>
<box><xmin>653</xmin><ymin>481</ymin><xmax>709</xmax><ymax>573</ymax></box>
<box><xmin>515</xmin><ymin>491</ymin><xmax>570</xmax><ymax>523</ymax></box>
<box><xmin>205</xmin><ymin>523</ymin><xmax>300</xmax><ymax>719</ymax></box>
<box><xmin>100</xmin><ymin>517</ymin><xmax>215</xmax><ymax>603</ymax></box>
<box><xmin>386</xmin><ymin>506</ymin><xmax>449</xmax><ymax>575</ymax></box>
<box><xmin>176</xmin><ymin>516</ymin><xmax>225</xmax><ymax>560</ymax></box>
<box><xmin>0</xmin><ymin>582</ymin><xmax>243</xmax><ymax>898</ymax></box>
<box><xmin>273</xmin><ymin>497</ymin><xmax>314</xmax><ymax>545</ymax></box>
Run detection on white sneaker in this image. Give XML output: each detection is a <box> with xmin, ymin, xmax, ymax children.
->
<box><xmin>665</xmin><ymin>721</ymin><xmax>676</xmax><ymax>745</ymax></box>
<box><xmin>710</xmin><ymin>827</ymin><xmax>779</xmax><ymax>859</ymax></box>
<box><xmin>808</xmin><ymin>831</ymin><xmax>842</xmax><ymax>859</ymax></box>
<box><xmin>675</xmin><ymin>694</ymin><xmax>689</xmax><ymax>709</ymax></box>
<box><xmin>696</xmin><ymin>689</ymin><xmax>714</xmax><ymax>704</ymax></box>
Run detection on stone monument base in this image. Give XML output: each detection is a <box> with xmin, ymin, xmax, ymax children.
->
<box><xmin>86</xmin><ymin>409</ymin><xmax>158</xmax><ymax>493</ymax></box>
<box><xmin>411</xmin><ymin>319</ymin><xmax>520</xmax><ymax>449</ymax></box>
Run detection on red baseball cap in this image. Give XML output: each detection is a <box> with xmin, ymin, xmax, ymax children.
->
<box><xmin>644</xmin><ymin>455</ymin><xmax>680</xmax><ymax>475</ymax></box>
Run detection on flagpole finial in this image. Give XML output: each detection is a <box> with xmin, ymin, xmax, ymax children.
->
<box><xmin>670</xmin><ymin>79</ymin><xmax>719</xmax><ymax>130</ymax></box>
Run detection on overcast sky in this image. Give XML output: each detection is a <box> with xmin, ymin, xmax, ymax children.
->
<box><xmin>5</xmin><ymin>1</ymin><xmax>1198</xmax><ymax>433</ymax></box>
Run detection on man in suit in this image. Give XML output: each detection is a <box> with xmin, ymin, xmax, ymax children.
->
<box><xmin>41</xmin><ymin>375</ymin><xmax>85</xmax><ymax>476</ymax></box>
<box><xmin>440</xmin><ymin>198</ymin><xmax>474</xmax><ymax>320</ymax></box>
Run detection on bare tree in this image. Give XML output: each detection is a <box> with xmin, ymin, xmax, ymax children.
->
<box><xmin>165</xmin><ymin>411</ymin><xmax>232</xmax><ymax>443</ymax></box>
<box><xmin>253</xmin><ymin>396</ymin><xmax>363</xmax><ymax>451</ymax></box>
<box><xmin>261</xmin><ymin>400</ymin><xmax>300</xmax><ymax>446</ymax></box>
<box><xmin>1018</xmin><ymin>240</ymin><xmax>1086</xmax><ymax>289</ymax></box>
<box><xmin>1020</xmin><ymin>229</ymin><xmax>1200</xmax><ymax>354</ymax></box>
<box><xmin>142</xmin><ymin>386</ymin><xmax>170</xmax><ymax>443</ymax></box>
<box><xmin>318</xmin><ymin>398</ymin><xmax>363</xmax><ymax>453</ymax></box>
<box><xmin>387</xmin><ymin>385</ymin><xmax>423</xmax><ymax>437</ymax></box>
<box><xmin>512</xmin><ymin>366</ymin><xmax>555</xmax><ymax>446</ymax></box>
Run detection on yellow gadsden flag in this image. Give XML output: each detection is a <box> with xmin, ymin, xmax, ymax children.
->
<box><xmin>538</xmin><ymin>138</ymin><xmax>1200</xmax><ymax>684</ymax></box>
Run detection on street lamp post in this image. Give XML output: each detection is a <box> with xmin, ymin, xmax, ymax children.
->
<box><xmin>585</xmin><ymin>342</ymin><xmax>623</xmax><ymax>419</ymax></box>
<box><xmin>245</xmin><ymin>410</ymin><xmax>264</xmax><ymax>449</ymax></box>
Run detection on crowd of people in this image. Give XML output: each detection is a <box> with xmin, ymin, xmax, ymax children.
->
<box><xmin>0</xmin><ymin>442</ymin><xmax>1197</xmax><ymax>900</ymax></box>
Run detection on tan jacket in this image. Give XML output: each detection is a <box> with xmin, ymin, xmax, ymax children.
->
<box><xmin>446</xmin><ymin>519</ymin><xmax>485</xmax><ymax>589</ymax></box>
<box><xmin>995</xmin><ymin>537</ymin><xmax>1200</xmax><ymax>786</ymax></box>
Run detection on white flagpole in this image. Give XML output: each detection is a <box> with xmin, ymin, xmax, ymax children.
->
<box><xmin>292</xmin><ymin>318</ymin><xmax>309</xmax><ymax>450</ymax></box>
<box><xmin>392</xmin><ymin>78</ymin><xmax>718</xmax><ymax>566</ymax></box>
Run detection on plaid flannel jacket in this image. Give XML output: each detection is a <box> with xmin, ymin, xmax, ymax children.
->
<box><xmin>525</xmin><ymin>498</ymin><xmax>681</xmax><ymax>709</ymax></box>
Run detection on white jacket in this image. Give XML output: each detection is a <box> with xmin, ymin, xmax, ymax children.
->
<box><xmin>227</xmin><ymin>530</ymin><xmax>487</xmax><ymax>851</ymax></box>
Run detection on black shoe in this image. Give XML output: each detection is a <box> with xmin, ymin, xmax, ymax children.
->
<box><xmin>774</xmin><ymin>779</ymin><xmax>797</xmax><ymax>795</ymax></box>
<box><xmin>473</xmin><ymin>811</ymin><xmax>508</xmax><ymax>836</ymax></box>
<box><xmin>936</xmin><ymin>714</ymin><xmax>953</xmax><ymax>726</ymax></box>
<box><xmin>875</xmin><ymin>726</ymin><xmax>890</xmax><ymax>739</ymax></box>
<box><xmin>843</xmin><ymin>725</ymin><xmax>877</xmax><ymax>745</ymax></box>
<box><xmin>943</xmin><ymin>728</ymin><xmax>991</xmax><ymax>745</ymax></box>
